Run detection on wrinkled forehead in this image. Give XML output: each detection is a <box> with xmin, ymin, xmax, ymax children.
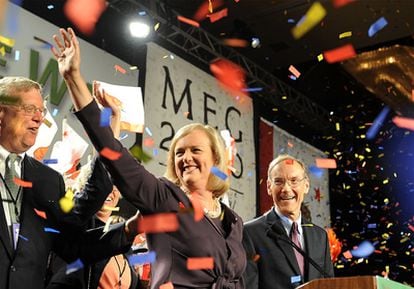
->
<box><xmin>269</xmin><ymin>159</ymin><xmax>306</xmax><ymax>177</ymax></box>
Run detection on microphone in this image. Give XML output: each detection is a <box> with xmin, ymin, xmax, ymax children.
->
<box><xmin>266</xmin><ymin>223</ymin><xmax>331</xmax><ymax>278</ymax></box>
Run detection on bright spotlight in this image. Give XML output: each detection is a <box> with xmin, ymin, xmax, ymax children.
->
<box><xmin>129</xmin><ymin>21</ymin><xmax>151</xmax><ymax>38</ymax></box>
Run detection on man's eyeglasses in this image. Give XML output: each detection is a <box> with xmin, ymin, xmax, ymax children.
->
<box><xmin>271</xmin><ymin>176</ymin><xmax>306</xmax><ymax>188</ymax></box>
<box><xmin>13</xmin><ymin>104</ymin><xmax>47</xmax><ymax>117</ymax></box>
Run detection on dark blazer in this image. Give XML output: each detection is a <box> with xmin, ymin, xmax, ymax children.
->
<box><xmin>75</xmin><ymin>101</ymin><xmax>247</xmax><ymax>289</ymax></box>
<box><xmin>0</xmin><ymin>156</ymin><xmax>131</xmax><ymax>289</ymax></box>
<box><xmin>243</xmin><ymin>208</ymin><xmax>334</xmax><ymax>289</ymax></box>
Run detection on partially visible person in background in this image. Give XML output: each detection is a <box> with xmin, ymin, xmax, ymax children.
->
<box><xmin>243</xmin><ymin>154</ymin><xmax>334</xmax><ymax>289</ymax></box>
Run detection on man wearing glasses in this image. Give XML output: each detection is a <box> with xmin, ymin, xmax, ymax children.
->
<box><xmin>0</xmin><ymin>77</ymin><xmax>138</xmax><ymax>289</ymax></box>
<box><xmin>243</xmin><ymin>154</ymin><xmax>334</xmax><ymax>289</ymax></box>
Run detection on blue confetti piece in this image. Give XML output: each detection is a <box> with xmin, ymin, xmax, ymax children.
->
<box><xmin>308</xmin><ymin>165</ymin><xmax>324</xmax><ymax>178</ymax></box>
<box><xmin>19</xmin><ymin>234</ymin><xmax>28</xmax><ymax>241</ymax></box>
<box><xmin>367</xmin><ymin>223</ymin><xmax>377</xmax><ymax>229</ymax></box>
<box><xmin>145</xmin><ymin>126</ymin><xmax>153</xmax><ymax>136</ymax></box>
<box><xmin>100</xmin><ymin>107</ymin><xmax>112</xmax><ymax>127</ymax></box>
<box><xmin>288</xmin><ymin>18</ymin><xmax>296</xmax><ymax>24</ymax></box>
<box><xmin>211</xmin><ymin>166</ymin><xmax>228</xmax><ymax>180</ymax></box>
<box><xmin>368</xmin><ymin>17</ymin><xmax>388</xmax><ymax>37</ymax></box>
<box><xmin>247</xmin><ymin>171</ymin><xmax>252</xmax><ymax>177</ymax></box>
<box><xmin>366</xmin><ymin>106</ymin><xmax>390</xmax><ymax>140</ymax></box>
<box><xmin>128</xmin><ymin>251</ymin><xmax>156</xmax><ymax>266</ymax></box>
<box><xmin>44</xmin><ymin>227</ymin><xmax>60</xmax><ymax>234</ymax></box>
<box><xmin>351</xmin><ymin>240</ymin><xmax>375</xmax><ymax>258</ymax></box>
<box><xmin>14</xmin><ymin>50</ymin><xmax>20</xmax><ymax>61</ymax></box>
<box><xmin>153</xmin><ymin>148</ymin><xmax>159</xmax><ymax>156</ymax></box>
<box><xmin>120</xmin><ymin>133</ymin><xmax>129</xmax><ymax>140</ymax></box>
<box><xmin>66</xmin><ymin>259</ymin><xmax>84</xmax><ymax>275</ymax></box>
<box><xmin>288</xmin><ymin>75</ymin><xmax>297</xmax><ymax>80</ymax></box>
<box><xmin>43</xmin><ymin>159</ymin><xmax>58</xmax><ymax>164</ymax></box>
<box><xmin>52</xmin><ymin>108</ymin><xmax>59</xmax><ymax>116</ymax></box>
<box><xmin>242</xmin><ymin>87</ymin><xmax>263</xmax><ymax>92</ymax></box>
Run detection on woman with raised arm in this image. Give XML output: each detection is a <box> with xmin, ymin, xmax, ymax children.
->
<box><xmin>51</xmin><ymin>28</ymin><xmax>246</xmax><ymax>289</ymax></box>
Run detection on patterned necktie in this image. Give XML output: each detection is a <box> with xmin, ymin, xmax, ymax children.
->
<box><xmin>5</xmin><ymin>153</ymin><xmax>21</xmax><ymax>223</ymax></box>
<box><xmin>290</xmin><ymin>222</ymin><xmax>304</xmax><ymax>276</ymax></box>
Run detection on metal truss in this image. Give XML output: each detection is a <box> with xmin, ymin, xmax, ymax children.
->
<box><xmin>113</xmin><ymin>0</ymin><xmax>335</xmax><ymax>134</ymax></box>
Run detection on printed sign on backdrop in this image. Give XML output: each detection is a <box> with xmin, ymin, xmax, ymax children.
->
<box><xmin>143</xmin><ymin>42</ymin><xmax>256</xmax><ymax>220</ymax></box>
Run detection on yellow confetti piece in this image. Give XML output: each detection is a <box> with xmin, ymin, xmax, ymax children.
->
<box><xmin>0</xmin><ymin>35</ymin><xmax>15</xmax><ymax>47</ymax></box>
<box><xmin>43</xmin><ymin>118</ymin><xmax>52</xmax><ymax>128</ymax></box>
<box><xmin>335</xmin><ymin>122</ymin><xmax>340</xmax><ymax>131</ymax></box>
<box><xmin>154</xmin><ymin>22</ymin><xmax>160</xmax><ymax>31</ymax></box>
<box><xmin>0</xmin><ymin>46</ymin><xmax>5</xmax><ymax>57</ymax></box>
<box><xmin>59</xmin><ymin>196</ymin><xmax>74</xmax><ymax>213</ymax></box>
<box><xmin>102</xmin><ymin>205</ymin><xmax>120</xmax><ymax>212</ymax></box>
<box><xmin>339</xmin><ymin>31</ymin><xmax>352</xmax><ymax>39</ymax></box>
<box><xmin>317</xmin><ymin>53</ymin><xmax>324</xmax><ymax>61</ymax></box>
<box><xmin>383</xmin><ymin>179</ymin><xmax>389</xmax><ymax>184</ymax></box>
<box><xmin>291</xmin><ymin>2</ymin><xmax>327</xmax><ymax>39</ymax></box>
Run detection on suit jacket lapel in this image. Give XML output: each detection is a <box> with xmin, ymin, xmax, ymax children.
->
<box><xmin>265</xmin><ymin>208</ymin><xmax>302</xmax><ymax>276</ymax></box>
<box><xmin>0</xmin><ymin>198</ymin><xmax>13</xmax><ymax>258</ymax></box>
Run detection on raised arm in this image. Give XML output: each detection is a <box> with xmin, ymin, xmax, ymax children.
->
<box><xmin>51</xmin><ymin>28</ymin><xmax>93</xmax><ymax>111</ymax></box>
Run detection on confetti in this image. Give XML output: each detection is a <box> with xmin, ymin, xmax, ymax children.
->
<box><xmin>177</xmin><ymin>15</ymin><xmax>200</xmax><ymax>28</ymax></box>
<box><xmin>315</xmin><ymin>158</ymin><xmax>337</xmax><ymax>169</ymax></box>
<box><xmin>64</xmin><ymin>0</ymin><xmax>107</xmax><ymax>35</ymax></box>
<box><xmin>66</xmin><ymin>259</ymin><xmax>84</xmax><ymax>274</ymax></box>
<box><xmin>339</xmin><ymin>31</ymin><xmax>352</xmax><ymax>39</ymax></box>
<box><xmin>100</xmin><ymin>147</ymin><xmax>122</xmax><ymax>160</ymax></box>
<box><xmin>368</xmin><ymin>17</ymin><xmax>388</xmax><ymax>37</ymax></box>
<box><xmin>323</xmin><ymin>44</ymin><xmax>356</xmax><ymax>63</ymax></box>
<box><xmin>129</xmin><ymin>145</ymin><xmax>152</xmax><ymax>163</ymax></box>
<box><xmin>210</xmin><ymin>166</ymin><xmax>228</xmax><ymax>180</ymax></box>
<box><xmin>332</xmin><ymin>0</ymin><xmax>355</xmax><ymax>8</ymax></box>
<box><xmin>187</xmin><ymin>257</ymin><xmax>214</xmax><ymax>270</ymax></box>
<box><xmin>193</xmin><ymin>0</ymin><xmax>224</xmax><ymax>21</ymax></box>
<box><xmin>100</xmin><ymin>107</ymin><xmax>112</xmax><ymax>127</ymax></box>
<box><xmin>138</xmin><ymin>213</ymin><xmax>179</xmax><ymax>233</ymax></box>
<box><xmin>351</xmin><ymin>240</ymin><xmax>375</xmax><ymax>258</ymax></box>
<box><xmin>208</xmin><ymin>8</ymin><xmax>228</xmax><ymax>23</ymax></box>
<box><xmin>288</xmin><ymin>65</ymin><xmax>301</xmax><ymax>78</ymax></box>
<box><xmin>114</xmin><ymin>64</ymin><xmax>126</xmax><ymax>74</ymax></box>
<box><xmin>291</xmin><ymin>2</ymin><xmax>327</xmax><ymax>39</ymax></box>
<box><xmin>392</xmin><ymin>116</ymin><xmax>414</xmax><ymax>131</ymax></box>
<box><xmin>44</xmin><ymin>227</ymin><xmax>60</xmax><ymax>234</ymax></box>
<box><xmin>366</xmin><ymin>106</ymin><xmax>390</xmax><ymax>140</ymax></box>
<box><xmin>13</xmin><ymin>177</ymin><xmax>33</xmax><ymax>188</ymax></box>
<box><xmin>0</xmin><ymin>35</ymin><xmax>15</xmax><ymax>47</ymax></box>
<box><xmin>209</xmin><ymin>58</ymin><xmax>248</xmax><ymax>98</ymax></box>
<box><xmin>128</xmin><ymin>251</ymin><xmax>156</xmax><ymax>265</ymax></box>
<box><xmin>43</xmin><ymin>159</ymin><xmax>58</xmax><ymax>164</ymax></box>
<box><xmin>34</xmin><ymin>208</ymin><xmax>47</xmax><ymax>219</ymax></box>
<box><xmin>222</xmin><ymin>38</ymin><xmax>249</xmax><ymax>47</ymax></box>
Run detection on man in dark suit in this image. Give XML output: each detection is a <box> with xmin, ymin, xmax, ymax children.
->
<box><xmin>0</xmin><ymin>76</ymin><xmax>135</xmax><ymax>289</ymax></box>
<box><xmin>243</xmin><ymin>154</ymin><xmax>334</xmax><ymax>289</ymax></box>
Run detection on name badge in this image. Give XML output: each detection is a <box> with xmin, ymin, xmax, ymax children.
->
<box><xmin>291</xmin><ymin>275</ymin><xmax>302</xmax><ymax>284</ymax></box>
<box><xmin>12</xmin><ymin>223</ymin><xmax>20</xmax><ymax>249</ymax></box>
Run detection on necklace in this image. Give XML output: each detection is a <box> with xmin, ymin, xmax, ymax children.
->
<box><xmin>113</xmin><ymin>255</ymin><xmax>127</xmax><ymax>289</ymax></box>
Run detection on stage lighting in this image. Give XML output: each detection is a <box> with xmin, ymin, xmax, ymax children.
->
<box><xmin>129</xmin><ymin>21</ymin><xmax>151</xmax><ymax>38</ymax></box>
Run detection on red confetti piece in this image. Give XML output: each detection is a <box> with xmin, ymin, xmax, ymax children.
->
<box><xmin>159</xmin><ymin>282</ymin><xmax>174</xmax><ymax>289</ymax></box>
<box><xmin>288</xmin><ymin>65</ymin><xmax>301</xmax><ymax>78</ymax></box>
<box><xmin>14</xmin><ymin>177</ymin><xmax>33</xmax><ymax>188</ymax></box>
<box><xmin>315</xmin><ymin>158</ymin><xmax>337</xmax><ymax>169</ymax></box>
<box><xmin>323</xmin><ymin>44</ymin><xmax>356</xmax><ymax>63</ymax></box>
<box><xmin>188</xmin><ymin>194</ymin><xmax>204</xmax><ymax>222</ymax></box>
<box><xmin>411</xmin><ymin>89</ymin><xmax>414</xmax><ymax>102</ymax></box>
<box><xmin>64</xmin><ymin>0</ymin><xmax>107</xmax><ymax>36</ymax></box>
<box><xmin>114</xmin><ymin>64</ymin><xmax>126</xmax><ymax>74</ymax></box>
<box><xmin>193</xmin><ymin>0</ymin><xmax>224</xmax><ymax>21</ymax></box>
<box><xmin>187</xmin><ymin>257</ymin><xmax>214</xmax><ymax>270</ymax></box>
<box><xmin>343</xmin><ymin>250</ymin><xmax>353</xmax><ymax>258</ymax></box>
<box><xmin>285</xmin><ymin>159</ymin><xmax>294</xmax><ymax>165</ymax></box>
<box><xmin>408</xmin><ymin>224</ymin><xmax>414</xmax><ymax>232</ymax></box>
<box><xmin>99</xmin><ymin>147</ymin><xmax>122</xmax><ymax>160</ymax></box>
<box><xmin>177</xmin><ymin>15</ymin><xmax>200</xmax><ymax>28</ymax></box>
<box><xmin>143</xmin><ymin>137</ymin><xmax>155</xmax><ymax>147</ymax></box>
<box><xmin>252</xmin><ymin>254</ymin><xmax>260</xmax><ymax>262</ymax></box>
<box><xmin>178</xmin><ymin>202</ymin><xmax>185</xmax><ymax>209</ymax></box>
<box><xmin>392</xmin><ymin>116</ymin><xmax>414</xmax><ymax>131</ymax></box>
<box><xmin>210</xmin><ymin>58</ymin><xmax>248</xmax><ymax>98</ymax></box>
<box><xmin>34</xmin><ymin>208</ymin><xmax>47</xmax><ymax>219</ymax></box>
<box><xmin>138</xmin><ymin>213</ymin><xmax>179</xmax><ymax>233</ymax></box>
<box><xmin>208</xmin><ymin>8</ymin><xmax>228</xmax><ymax>23</ymax></box>
<box><xmin>222</xmin><ymin>38</ymin><xmax>249</xmax><ymax>47</ymax></box>
<box><xmin>332</xmin><ymin>0</ymin><xmax>355</xmax><ymax>8</ymax></box>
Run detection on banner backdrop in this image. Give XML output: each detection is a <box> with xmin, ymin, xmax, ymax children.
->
<box><xmin>143</xmin><ymin>42</ymin><xmax>256</xmax><ymax>220</ymax></box>
<box><xmin>260</xmin><ymin>118</ymin><xmax>331</xmax><ymax>228</ymax></box>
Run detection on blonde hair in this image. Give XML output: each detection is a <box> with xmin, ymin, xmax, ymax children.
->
<box><xmin>267</xmin><ymin>154</ymin><xmax>308</xmax><ymax>179</ymax></box>
<box><xmin>0</xmin><ymin>76</ymin><xmax>42</xmax><ymax>101</ymax></box>
<box><xmin>164</xmin><ymin>123</ymin><xmax>230</xmax><ymax>198</ymax></box>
